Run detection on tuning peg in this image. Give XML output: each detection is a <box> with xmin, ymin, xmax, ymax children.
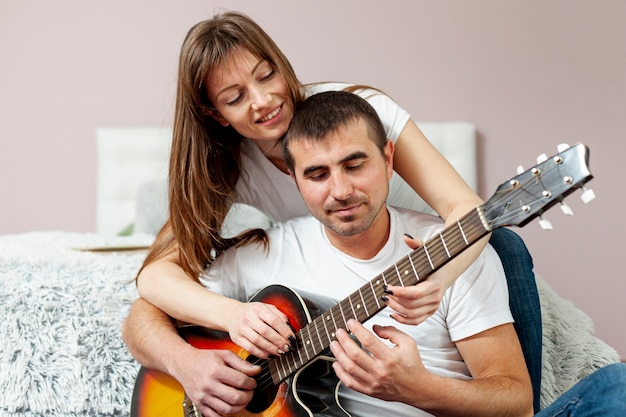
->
<box><xmin>537</xmin><ymin>153</ymin><xmax>548</xmax><ymax>163</ymax></box>
<box><xmin>557</xmin><ymin>143</ymin><xmax>571</xmax><ymax>152</ymax></box>
<box><xmin>538</xmin><ymin>216</ymin><xmax>553</xmax><ymax>230</ymax></box>
<box><xmin>517</xmin><ymin>165</ymin><xmax>525</xmax><ymax>175</ymax></box>
<box><xmin>581</xmin><ymin>186</ymin><xmax>596</xmax><ymax>203</ymax></box>
<box><xmin>560</xmin><ymin>202</ymin><xmax>574</xmax><ymax>216</ymax></box>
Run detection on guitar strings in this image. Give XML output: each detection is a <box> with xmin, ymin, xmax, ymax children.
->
<box><xmin>250</xmin><ymin>161</ymin><xmax>557</xmax><ymax>392</ymax></box>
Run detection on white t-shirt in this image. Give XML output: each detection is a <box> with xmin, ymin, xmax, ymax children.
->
<box><xmin>200</xmin><ymin>207</ymin><xmax>512</xmax><ymax>417</ymax></box>
<box><xmin>234</xmin><ymin>83</ymin><xmax>432</xmax><ymax>223</ymax></box>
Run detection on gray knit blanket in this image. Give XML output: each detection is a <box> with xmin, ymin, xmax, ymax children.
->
<box><xmin>0</xmin><ymin>232</ymin><xmax>620</xmax><ymax>416</ymax></box>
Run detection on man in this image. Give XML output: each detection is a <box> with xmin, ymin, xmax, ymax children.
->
<box><xmin>123</xmin><ymin>91</ymin><xmax>625</xmax><ymax>417</ymax></box>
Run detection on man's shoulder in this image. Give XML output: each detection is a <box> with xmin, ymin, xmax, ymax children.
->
<box><xmin>267</xmin><ymin>215</ymin><xmax>319</xmax><ymax>238</ymax></box>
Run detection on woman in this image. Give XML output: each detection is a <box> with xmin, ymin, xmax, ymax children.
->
<box><xmin>133</xmin><ymin>10</ymin><xmax>541</xmax><ymax>411</ymax></box>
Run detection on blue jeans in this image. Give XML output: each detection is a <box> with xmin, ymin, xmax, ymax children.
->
<box><xmin>536</xmin><ymin>363</ymin><xmax>626</xmax><ymax>416</ymax></box>
<box><xmin>489</xmin><ymin>228</ymin><xmax>542</xmax><ymax>412</ymax></box>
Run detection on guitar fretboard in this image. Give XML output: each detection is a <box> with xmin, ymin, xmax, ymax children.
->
<box><xmin>267</xmin><ymin>206</ymin><xmax>491</xmax><ymax>384</ymax></box>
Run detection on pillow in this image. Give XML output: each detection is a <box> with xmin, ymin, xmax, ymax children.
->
<box><xmin>134</xmin><ymin>180</ymin><xmax>169</xmax><ymax>235</ymax></box>
<box><xmin>133</xmin><ymin>179</ymin><xmax>272</xmax><ymax>236</ymax></box>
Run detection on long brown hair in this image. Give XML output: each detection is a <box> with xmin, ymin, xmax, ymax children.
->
<box><xmin>138</xmin><ymin>11</ymin><xmax>304</xmax><ymax>281</ymax></box>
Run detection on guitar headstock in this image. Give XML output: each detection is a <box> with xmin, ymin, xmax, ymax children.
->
<box><xmin>483</xmin><ymin>143</ymin><xmax>594</xmax><ymax>230</ymax></box>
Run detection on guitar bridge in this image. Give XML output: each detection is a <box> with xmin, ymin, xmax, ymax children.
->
<box><xmin>183</xmin><ymin>395</ymin><xmax>202</xmax><ymax>417</ymax></box>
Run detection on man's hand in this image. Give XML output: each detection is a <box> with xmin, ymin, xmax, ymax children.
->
<box><xmin>170</xmin><ymin>348</ymin><xmax>261</xmax><ymax>417</ymax></box>
<box><xmin>329</xmin><ymin>319</ymin><xmax>430</xmax><ymax>404</ymax></box>
<box><xmin>226</xmin><ymin>302</ymin><xmax>296</xmax><ymax>359</ymax></box>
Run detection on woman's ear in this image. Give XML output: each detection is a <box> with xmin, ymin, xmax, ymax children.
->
<box><xmin>205</xmin><ymin>108</ymin><xmax>230</xmax><ymax>127</ymax></box>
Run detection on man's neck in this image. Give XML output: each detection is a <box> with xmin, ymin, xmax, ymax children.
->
<box><xmin>325</xmin><ymin>208</ymin><xmax>391</xmax><ymax>260</ymax></box>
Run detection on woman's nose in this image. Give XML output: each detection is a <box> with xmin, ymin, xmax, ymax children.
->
<box><xmin>250</xmin><ymin>86</ymin><xmax>271</xmax><ymax>110</ymax></box>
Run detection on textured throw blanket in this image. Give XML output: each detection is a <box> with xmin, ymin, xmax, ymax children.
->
<box><xmin>0</xmin><ymin>232</ymin><xmax>152</xmax><ymax>417</ymax></box>
<box><xmin>0</xmin><ymin>232</ymin><xmax>621</xmax><ymax>416</ymax></box>
<box><xmin>536</xmin><ymin>274</ymin><xmax>621</xmax><ymax>408</ymax></box>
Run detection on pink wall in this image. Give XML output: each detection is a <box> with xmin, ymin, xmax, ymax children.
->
<box><xmin>1</xmin><ymin>1</ymin><xmax>624</xmax><ymax>357</ymax></box>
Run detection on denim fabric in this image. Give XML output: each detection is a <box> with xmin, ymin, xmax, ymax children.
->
<box><xmin>489</xmin><ymin>228</ymin><xmax>543</xmax><ymax>413</ymax></box>
<box><xmin>536</xmin><ymin>363</ymin><xmax>626</xmax><ymax>416</ymax></box>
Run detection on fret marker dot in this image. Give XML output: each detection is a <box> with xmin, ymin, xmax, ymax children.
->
<box><xmin>356</xmin><ymin>304</ymin><xmax>361</xmax><ymax>309</ymax></box>
<box><xmin>326</xmin><ymin>316</ymin><xmax>330</xmax><ymax>321</ymax></box>
<box><xmin>404</xmin><ymin>270</ymin><xmax>409</xmax><ymax>275</ymax></box>
<box><xmin>331</xmin><ymin>332</ymin><xmax>335</xmax><ymax>338</ymax></box>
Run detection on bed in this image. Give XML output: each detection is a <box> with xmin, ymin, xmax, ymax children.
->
<box><xmin>0</xmin><ymin>123</ymin><xmax>619</xmax><ymax>417</ymax></box>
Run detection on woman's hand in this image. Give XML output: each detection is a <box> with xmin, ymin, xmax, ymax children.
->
<box><xmin>382</xmin><ymin>234</ymin><xmax>444</xmax><ymax>325</ymax></box>
<box><xmin>227</xmin><ymin>302</ymin><xmax>296</xmax><ymax>359</ymax></box>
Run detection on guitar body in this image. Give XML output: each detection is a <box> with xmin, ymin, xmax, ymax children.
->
<box><xmin>131</xmin><ymin>285</ymin><xmax>350</xmax><ymax>417</ymax></box>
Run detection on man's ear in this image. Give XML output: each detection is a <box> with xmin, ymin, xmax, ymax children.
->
<box><xmin>205</xmin><ymin>108</ymin><xmax>229</xmax><ymax>127</ymax></box>
<box><xmin>384</xmin><ymin>139</ymin><xmax>394</xmax><ymax>179</ymax></box>
<box><xmin>288</xmin><ymin>169</ymin><xmax>300</xmax><ymax>189</ymax></box>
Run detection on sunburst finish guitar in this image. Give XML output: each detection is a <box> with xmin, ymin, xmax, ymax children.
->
<box><xmin>131</xmin><ymin>143</ymin><xmax>594</xmax><ymax>417</ymax></box>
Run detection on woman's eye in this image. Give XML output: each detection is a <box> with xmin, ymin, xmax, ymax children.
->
<box><xmin>225</xmin><ymin>93</ymin><xmax>244</xmax><ymax>106</ymax></box>
<box><xmin>259</xmin><ymin>68</ymin><xmax>275</xmax><ymax>82</ymax></box>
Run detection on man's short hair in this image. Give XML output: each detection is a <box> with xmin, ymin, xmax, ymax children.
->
<box><xmin>282</xmin><ymin>90</ymin><xmax>388</xmax><ymax>172</ymax></box>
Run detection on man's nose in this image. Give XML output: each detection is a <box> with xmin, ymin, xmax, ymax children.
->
<box><xmin>329</xmin><ymin>173</ymin><xmax>353</xmax><ymax>200</ymax></box>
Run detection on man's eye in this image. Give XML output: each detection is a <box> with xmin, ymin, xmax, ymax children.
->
<box><xmin>308</xmin><ymin>172</ymin><xmax>328</xmax><ymax>181</ymax></box>
<box><xmin>346</xmin><ymin>163</ymin><xmax>363</xmax><ymax>171</ymax></box>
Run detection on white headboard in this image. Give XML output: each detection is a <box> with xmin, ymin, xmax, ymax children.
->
<box><xmin>96</xmin><ymin>127</ymin><xmax>172</xmax><ymax>236</ymax></box>
<box><xmin>96</xmin><ymin>122</ymin><xmax>477</xmax><ymax>236</ymax></box>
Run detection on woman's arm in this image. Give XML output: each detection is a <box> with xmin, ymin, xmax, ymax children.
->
<box><xmin>136</xmin><ymin>253</ymin><xmax>295</xmax><ymax>358</ymax></box>
<box><xmin>392</xmin><ymin>119</ymin><xmax>491</xmax><ymax>301</ymax></box>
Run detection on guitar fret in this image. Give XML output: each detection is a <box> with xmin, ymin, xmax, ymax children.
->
<box><xmin>277</xmin><ymin>355</ymin><xmax>287</xmax><ymax>381</ymax></box>
<box><xmin>329</xmin><ymin>308</ymin><xmax>338</xmax><ymax>339</ymax></box>
<box><xmin>457</xmin><ymin>220</ymin><xmax>469</xmax><ymax>245</ymax></box>
<box><xmin>313</xmin><ymin>318</ymin><xmax>323</xmax><ymax>353</ymax></box>
<box><xmin>286</xmin><ymin>352</ymin><xmax>297</xmax><ymax>376</ymax></box>
<box><xmin>338</xmin><ymin>302</ymin><xmax>348</xmax><ymax>332</ymax></box>
<box><xmin>439</xmin><ymin>232</ymin><xmax>451</xmax><ymax>258</ymax></box>
<box><xmin>321</xmin><ymin>312</ymin><xmax>332</xmax><ymax>344</ymax></box>
<box><xmin>294</xmin><ymin>337</ymin><xmax>304</xmax><ymax>366</ymax></box>
<box><xmin>423</xmin><ymin>243</ymin><xmax>434</xmax><ymax>270</ymax></box>
<box><xmin>303</xmin><ymin>326</ymin><xmax>312</xmax><ymax>360</ymax></box>
<box><xmin>348</xmin><ymin>295</ymin><xmax>357</xmax><ymax>322</ymax></box>
<box><xmin>358</xmin><ymin>288</ymin><xmax>370</xmax><ymax>317</ymax></box>
<box><xmin>381</xmin><ymin>270</ymin><xmax>389</xmax><ymax>287</ymax></box>
<box><xmin>407</xmin><ymin>253</ymin><xmax>420</xmax><ymax>282</ymax></box>
<box><xmin>369</xmin><ymin>280</ymin><xmax>381</xmax><ymax>309</ymax></box>
<box><xmin>351</xmin><ymin>292</ymin><xmax>368</xmax><ymax>322</ymax></box>
<box><xmin>393</xmin><ymin>263</ymin><xmax>406</xmax><ymax>286</ymax></box>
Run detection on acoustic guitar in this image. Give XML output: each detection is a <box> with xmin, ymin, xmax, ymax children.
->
<box><xmin>131</xmin><ymin>143</ymin><xmax>594</xmax><ymax>417</ymax></box>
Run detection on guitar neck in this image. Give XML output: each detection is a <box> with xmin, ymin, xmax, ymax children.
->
<box><xmin>268</xmin><ymin>207</ymin><xmax>491</xmax><ymax>383</ymax></box>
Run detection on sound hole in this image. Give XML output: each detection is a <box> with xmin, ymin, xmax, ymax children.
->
<box><xmin>245</xmin><ymin>356</ymin><xmax>279</xmax><ymax>413</ymax></box>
